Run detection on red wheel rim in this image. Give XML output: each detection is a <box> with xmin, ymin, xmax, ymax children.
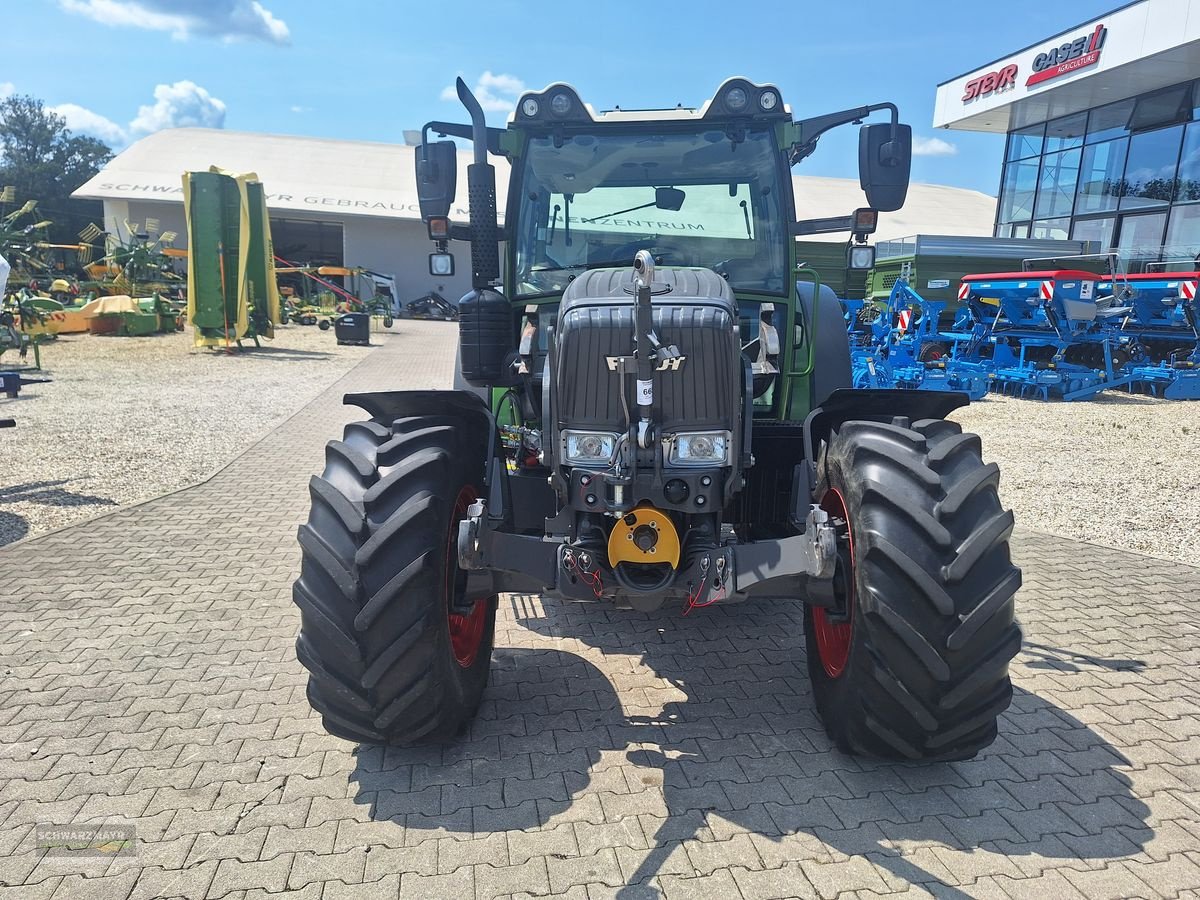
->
<box><xmin>446</xmin><ymin>485</ymin><xmax>486</xmax><ymax>668</ymax></box>
<box><xmin>812</xmin><ymin>487</ymin><xmax>854</xmax><ymax>678</ymax></box>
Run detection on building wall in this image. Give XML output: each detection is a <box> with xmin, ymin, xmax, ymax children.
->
<box><xmin>339</xmin><ymin>217</ymin><xmax>474</xmax><ymax>304</ymax></box>
<box><xmin>113</xmin><ymin>199</ymin><xmax>477</xmax><ymax>305</ymax></box>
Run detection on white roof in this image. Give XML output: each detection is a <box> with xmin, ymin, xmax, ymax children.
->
<box><xmin>74</xmin><ymin>127</ymin><xmax>994</xmax><ymax>239</ymax></box>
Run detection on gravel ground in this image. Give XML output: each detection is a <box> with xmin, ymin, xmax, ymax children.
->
<box><xmin>0</xmin><ymin>323</ymin><xmax>380</xmax><ymax>546</ymax></box>
<box><xmin>952</xmin><ymin>392</ymin><xmax>1199</xmax><ymax>565</ymax></box>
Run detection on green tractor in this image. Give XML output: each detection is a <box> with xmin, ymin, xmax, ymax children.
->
<box><xmin>293</xmin><ymin>78</ymin><xmax>1021</xmax><ymax>760</ymax></box>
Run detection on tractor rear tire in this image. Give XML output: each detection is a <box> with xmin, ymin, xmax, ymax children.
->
<box><xmin>294</xmin><ymin>415</ymin><xmax>497</xmax><ymax>744</ymax></box>
<box><xmin>804</xmin><ymin>417</ymin><xmax>1021</xmax><ymax>760</ymax></box>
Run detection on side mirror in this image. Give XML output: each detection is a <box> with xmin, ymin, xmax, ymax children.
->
<box><xmin>858</xmin><ymin>123</ymin><xmax>911</xmax><ymax>212</ymax></box>
<box><xmin>429</xmin><ymin>252</ymin><xmax>455</xmax><ymax>276</ymax></box>
<box><xmin>655</xmin><ymin>187</ymin><xmax>686</xmax><ymax>212</ymax></box>
<box><xmin>416</xmin><ymin>140</ymin><xmax>458</xmax><ymax>221</ymax></box>
<box><xmin>847</xmin><ymin>244</ymin><xmax>875</xmax><ymax>270</ymax></box>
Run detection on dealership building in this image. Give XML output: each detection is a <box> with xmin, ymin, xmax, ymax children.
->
<box><xmin>74</xmin><ymin>126</ymin><xmax>994</xmax><ymax>302</ymax></box>
<box><xmin>935</xmin><ymin>0</ymin><xmax>1200</xmax><ymax>269</ymax></box>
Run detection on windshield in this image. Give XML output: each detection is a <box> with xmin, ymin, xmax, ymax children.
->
<box><xmin>512</xmin><ymin>128</ymin><xmax>788</xmax><ymax>297</ymax></box>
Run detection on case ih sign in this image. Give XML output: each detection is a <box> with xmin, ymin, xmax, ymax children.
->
<box><xmin>1027</xmin><ymin>23</ymin><xmax>1108</xmax><ymax>87</ymax></box>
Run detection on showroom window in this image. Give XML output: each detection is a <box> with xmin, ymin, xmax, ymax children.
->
<box><xmin>1086</xmin><ymin>99</ymin><xmax>1134</xmax><ymax>144</ymax></box>
<box><xmin>1044</xmin><ymin>113</ymin><xmax>1087</xmax><ymax>153</ymax></box>
<box><xmin>995</xmin><ymin>79</ymin><xmax>1200</xmax><ymax>265</ymax></box>
<box><xmin>1177</xmin><ymin>120</ymin><xmax>1200</xmax><ymax>202</ymax></box>
<box><xmin>1035</xmin><ymin>149</ymin><xmax>1081</xmax><ymax>219</ymax></box>
<box><xmin>1076</xmin><ymin>139</ymin><xmax>1127</xmax><ymax>214</ymax></box>
<box><xmin>1165</xmin><ymin>203</ymin><xmax>1200</xmax><ymax>259</ymax></box>
<box><xmin>998</xmin><ymin>158</ymin><xmax>1039</xmax><ymax>223</ymax></box>
<box><xmin>1031</xmin><ymin>217</ymin><xmax>1070</xmax><ymax>240</ymax></box>
<box><xmin>1071</xmin><ymin>216</ymin><xmax>1115</xmax><ymax>249</ymax></box>
<box><xmin>1120</xmin><ymin>124</ymin><xmax>1183</xmax><ymax>209</ymax></box>
<box><xmin>1005</xmin><ymin>124</ymin><xmax>1045</xmax><ymax>162</ymax></box>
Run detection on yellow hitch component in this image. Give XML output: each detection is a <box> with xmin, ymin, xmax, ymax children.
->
<box><xmin>607</xmin><ymin>507</ymin><xmax>681</xmax><ymax>569</ymax></box>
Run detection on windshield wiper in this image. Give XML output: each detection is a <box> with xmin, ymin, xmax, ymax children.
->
<box><xmin>530</xmin><ymin>257</ymin><xmax>647</xmax><ymax>274</ymax></box>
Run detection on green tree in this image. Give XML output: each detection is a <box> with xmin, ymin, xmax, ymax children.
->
<box><xmin>0</xmin><ymin>95</ymin><xmax>112</xmax><ymax>246</ymax></box>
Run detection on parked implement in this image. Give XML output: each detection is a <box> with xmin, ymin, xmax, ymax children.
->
<box><xmin>184</xmin><ymin>168</ymin><xmax>281</xmax><ymax>348</ymax></box>
<box><xmin>294</xmin><ymin>78</ymin><xmax>1021</xmax><ymax>759</ymax></box>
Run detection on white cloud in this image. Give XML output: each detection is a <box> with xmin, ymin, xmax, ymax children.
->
<box><xmin>51</xmin><ymin>103</ymin><xmax>128</xmax><ymax>144</ymax></box>
<box><xmin>130</xmin><ymin>80</ymin><xmax>226</xmax><ymax>135</ymax></box>
<box><xmin>289</xmin><ymin>105</ymin><xmax>311</xmax><ymax>114</ymax></box>
<box><xmin>442</xmin><ymin>71</ymin><xmax>526</xmax><ymax>114</ymax></box>
<box><xmin>0</xmin><ymin>82</ymin><xmax>14</xmax><ymax>100</ymax></box>
<box><xmin>912</xmin><ymin>136</ymin><xmax>958</xmax><ymax>157</ymax></box>
<box><xmin>58</xmin><ymin>0</ymin><xmax>289</xmax><ymax>44</ymax></box>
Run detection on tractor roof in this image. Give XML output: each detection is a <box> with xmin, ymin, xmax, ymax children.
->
<box><xmin>508</xmin><ymin>77</ymin><xmax>791</xmax><ymax>128</ymax></box>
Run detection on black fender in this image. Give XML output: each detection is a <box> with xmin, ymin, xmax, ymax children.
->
<box><xmin>343</xmin><ymin>389</ymin><xmax>503</xmax><ymax>502</ymax></box>
<box><xmin>797</xmin><ymin>388</ymin><xmax>970</xmax><ymax>501</ymax></box>
<box><xmin>797</xmin><ymin>281</ymin><xmax>852</xmax><ymax>407</ymax></box>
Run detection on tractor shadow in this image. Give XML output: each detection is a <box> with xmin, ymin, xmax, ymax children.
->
<box><xmin>209</xmin><ymin>346</ymin><xmax>338</xmax><ymax>361</ymax></box>
<box><xmin>350</xmin><ymin>597</ymin><xmax>1152</xmax><ymax>896</ymax></box>
<box><xmin>0</xmin><ymin>510</ymin><xmax>29</xmax><ymax>546</ymax></box>
<box><xmin>0</xmin><ymin>479</ymin><xmax>118</xmax><ymax>510</ymax></box>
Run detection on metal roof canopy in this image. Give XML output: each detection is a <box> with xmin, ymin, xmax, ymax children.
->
<box><xmin>933</xmin><ymin>0</ymin><xmax>1200</xmax><ymax>133</ymax></box>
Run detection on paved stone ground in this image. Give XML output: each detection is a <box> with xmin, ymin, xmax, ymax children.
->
<box><xmin>2</xmin><ymin>319</ymin><xmax>1199</xmax><ymax>899</ymax></box>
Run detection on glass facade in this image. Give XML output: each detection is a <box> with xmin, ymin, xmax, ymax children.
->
<box><xmin>995</xmin><ymin>80</ymin><xmax>1200</xmax><ymax>270</ymax></box>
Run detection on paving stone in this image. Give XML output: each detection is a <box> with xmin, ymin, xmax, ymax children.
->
<box><xmin>4</xmin><ymin>328</ymin><xmax>1200</xmax><ymax>898</ymax></box>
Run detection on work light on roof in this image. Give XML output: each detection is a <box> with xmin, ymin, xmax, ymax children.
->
<box><xmin>550</xmin><ymin>92</ymin><xmax>573</xmax><ymax>116</ymax></box>
<box><xmin>724</xmin><ymin>86</ymin><xmax>749</xmax><ymax>112</ymax></box>
<box><xmin>759</xmin><ymin>90</ymin><xmax>778</xmax><ymax>111</ymax></box>
<box><xmin>521</xmin><ymin>97</ymin><xmax>540</xmax><ymax>117</ymax></box>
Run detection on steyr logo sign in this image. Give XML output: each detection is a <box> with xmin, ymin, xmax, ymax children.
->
<box><xmin>1027</xmin><ymin>23</ymin><xmax>1107</xmax><ymax>87</ymax></box>
<box><xmin>962</xmin><ymin>65</ymin><xmax>1018</xmax><ymax>103</ymax></box>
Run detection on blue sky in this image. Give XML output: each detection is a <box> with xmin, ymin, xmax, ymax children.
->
<box><xmin>6</xmin><ymin>0</ymin><xmax>1110</xmax><ymax>196</ymax></box>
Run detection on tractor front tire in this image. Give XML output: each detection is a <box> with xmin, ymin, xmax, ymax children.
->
<box><xmin>294</xmin><ymin>415</ymin><xmax>497</xmax><ymax>744</ymax></box>
<box><xmin>805</xmin><ymin>417</ymin><xmax>1021</xmax><ymax>760</ymax></box>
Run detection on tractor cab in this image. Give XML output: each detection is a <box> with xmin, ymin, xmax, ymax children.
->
<box><xmin>418</xmin><ymin>77</ymin><xmax>910</xmax><ymax>423</ymax></box>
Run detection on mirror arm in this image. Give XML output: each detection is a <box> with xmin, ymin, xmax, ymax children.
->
<box><xmin>421</xmin><ymin>120</ymin><xmax>505</xmax><ymax>157</ymax></box>
<box><xmin>792</xmin><ymin>215</ymin><xmax>857</xmax><ymax>236</ymax></box>
<box><xmin>789</xmin><ymin>102</ymin><xmax>899</xmax><ymax>164</ymax></box>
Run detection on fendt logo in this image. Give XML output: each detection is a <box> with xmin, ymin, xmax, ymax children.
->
<box><xmin>1027</xmin><ymin>24</ymin><xmax>1107</xmax><ymax>87</ymax></box>
<box><xmin>605</xmin><ymin>356</ymin><xmax>687</xmax><ymax>372</ymax></box>
<box><xmin>962</xmin><ymin>64</ymin><xmax>1018</xmax><ymax>103</ymax></box>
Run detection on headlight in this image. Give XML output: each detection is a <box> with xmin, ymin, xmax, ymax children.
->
<box><xmin>669</xmin><ymin>431</ymin><xmax>732</xmax><ymax>466</ymax></box>
<box><xmin>562</xmin><ymin>430</ymin><xmax>619</xmax><ymax>466</ymax></box>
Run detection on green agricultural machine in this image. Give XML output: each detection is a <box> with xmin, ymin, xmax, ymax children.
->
<box><xmin>293</xmin><ymin>78</ymin><xmax>1021</xmax><ymax>760</ymax></box>
<box><xmin>795</xmin><ymin>238</ymin><xmax>869</xmax><ymax>300</ymax></box>
<box><xmin>866</xmin><ymin>234</ymin><xmax>1097</xmax><ymax>312</ymax></box>
<box><xmin>183</xmin><ymin>168</ymin><xmax>281</xmax><ymax>348</ymax></box>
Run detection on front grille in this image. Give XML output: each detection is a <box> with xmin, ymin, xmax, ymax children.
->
<box><xmin>555</xmin><ymin>304</ymin><xmax>738</xmax><ymax>430</ymax></box>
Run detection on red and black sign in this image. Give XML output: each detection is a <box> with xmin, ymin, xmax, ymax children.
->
<box><xmin>1027</xmin><ymin>23</ymin><xmax>1107</xmax><ymax>87</ymax></box>
<box><xmin>962</xmin><ymin>64</ymin><xmax>1018</xmax><ymax>102</ymax></box>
